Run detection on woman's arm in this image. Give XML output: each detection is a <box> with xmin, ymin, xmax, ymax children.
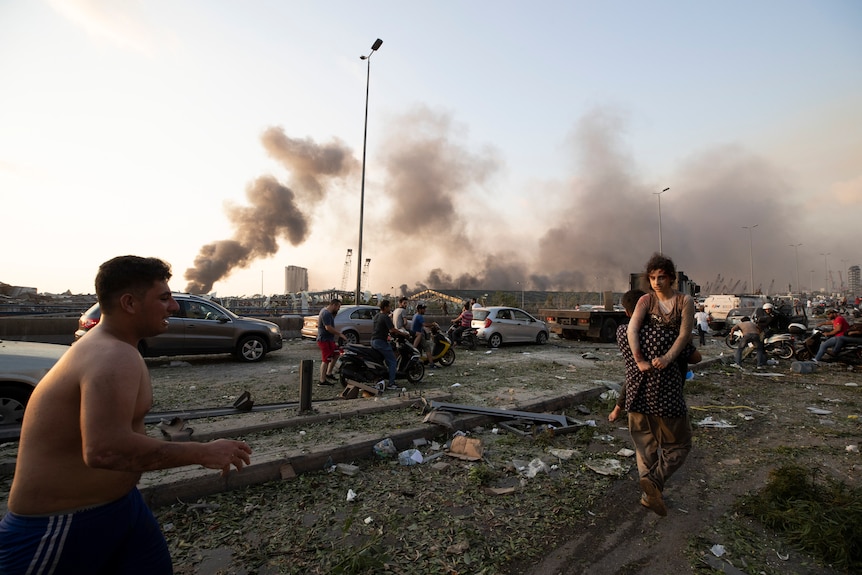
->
<box><xmin>627</xmin><ymin>295</ymin><xmax>652</xmax><ymax>372</ymax></box>
<box><xmin>653</xmin><ymin>294</ymin><xmax>694</xmax><ymax>369</ymax></box>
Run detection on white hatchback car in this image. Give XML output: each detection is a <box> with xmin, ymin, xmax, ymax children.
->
<box><xmin>471</xmin><ymin>307</ymin><xmax>550</xmax><ymax>348</ymax></box>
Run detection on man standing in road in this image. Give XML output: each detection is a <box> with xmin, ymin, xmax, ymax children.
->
<box><xmin>317</xmin><ymin>299</ymin><xmax>346</xmax><ymax>385</ymax></box>
<box><xmin>0</xmin><ymin>255</ymin><xmax>252</xmax><ymax>574</ymax></box>
<box><xmin>730</xmin><ymin>316</ymin><xmax>766</xmax><ymax>368</ymax></box>
<box><xmin>694</xmin><ymin>305</ymin><xmax>709</xmax><ymax>346</ymax></box>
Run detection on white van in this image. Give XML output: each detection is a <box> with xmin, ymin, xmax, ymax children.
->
<box><xmin>704</xmin><ymin>294</ymin><xmax>768</xmax><ymax>330</ymax></box>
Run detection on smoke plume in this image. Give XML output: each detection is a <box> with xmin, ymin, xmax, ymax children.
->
<box><xmin>184</xmin><ymin>129</ymin><xmax>356</xmax><ymax>293</ymax></box>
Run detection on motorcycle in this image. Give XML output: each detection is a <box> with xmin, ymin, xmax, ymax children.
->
<box><xmin>427</xmin><ymin>324</ymin><xmax>456</xmax><ymax>366</ymax></box>
<box><xmin>794</xmin><ymin>328</ymin><xmax>862</xmax><ymax>365</ymax></box>
<box><xmin>446</xmin><ymin>321</ymin><xmax>478</xmax><ymax>350</ymax></box>
<box><xmin>725</xmin><ymin>329</ymin><xmax>795</xmax><ymax>360</ymax></box>
<box><xmin>333</xmin><ymin>334</ymin><xmax>425</xmax><ymax>387</ymax></box>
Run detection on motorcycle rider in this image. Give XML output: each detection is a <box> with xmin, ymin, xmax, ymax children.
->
<box><xmin>412</xmin><ymin>303</ymin><xmax>436</xmax><ymax>366</ymax></box>
<box><xmin>370</xmin><ymin>300</ymin><xmax>401</xmax><ymax>389</ymax></box>
<box><xmin>451</xmin><ymin>301</ymin><xmax>474</xmax><ymax>345</ymax></box>
<box><xmin>729</xmin><ymin>316</ymin><xmax>766</xmax><ymax>368</ymax></box>
<box><xmin>813</xmin><ymin>309</ymin><xmax>850</xmax><ymax>363</ymax></box>
<box><xmin>753</xmin><ymin>302</ymin><xmax>785</xmax><ymax>337</ymax></box>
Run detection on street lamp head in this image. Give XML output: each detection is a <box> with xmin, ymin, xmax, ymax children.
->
<box><xmin>361</xmin><ymin>38</ymin><xmax>383</xmax><ymax>59</ymax></box>
<box><xmin>662</xmin><ymin>187</ymin><xmax>669</xmax><ymax>192</ymax></box>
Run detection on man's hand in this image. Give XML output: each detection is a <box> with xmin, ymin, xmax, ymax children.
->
<box><xmin>636</xmin><ymin>360</ymin><xmax>652</xmax><ymax>372</ymax></box>
<box><xmin>201</xmin><ymin>439</ymin><xmax>252</xmax><ymax>477</ymax></box>
<box><xmin>651</xmin><ymin>356</ymin><xmax>670</xmax><ymax>370</ymax></box>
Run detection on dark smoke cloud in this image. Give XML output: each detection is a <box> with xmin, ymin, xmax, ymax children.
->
<box><xmin>389</xmin><ymin>106</ymin><xmax>822</xmax><ymax>295</ymax></box>
<box><xmin>184</xmin><ymin>129</ymin><xmax>355</xmax><ymax>293</ymax></box>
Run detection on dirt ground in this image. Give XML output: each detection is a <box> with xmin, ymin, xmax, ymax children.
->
<box><xmin>3</xmin><ymin>335</ymin><xmax>860</xmax><ymax>574</ymax></box>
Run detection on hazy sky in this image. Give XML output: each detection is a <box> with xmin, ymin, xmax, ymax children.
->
<box><xmin>2</xmin><ymin>0</ymin><xmax>861</xmax><ymax>297</ymax></box>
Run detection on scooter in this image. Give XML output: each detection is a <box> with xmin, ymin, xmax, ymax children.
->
<box><xmin>427</xmin><ymin>324</ymin><xmax>456</xmax><ymax>366</ymax></box>
<box><xmin>794</xmin><ymin>329</ymin><xmax>862</xmax><ymax>365</ymax></box>
<box><xmin>447</xmin><ymin>321</ymin><xmax>478</xmax><ymax>350</ymax></box>
<box><xmin>726</xmin><ymin>330</ymin><xmax>796</xmax><ymax>360</ymax></box>
<box><xmin>333</xmin><ymin>334</ymin><xmax>425</xmax><ymax>387</ymax></box>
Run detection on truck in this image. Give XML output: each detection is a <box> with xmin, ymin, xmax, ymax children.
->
<box><xmin>539</xmin><ymin>271</ymin><xmax>700</xmax><ymax>343</ymax></box>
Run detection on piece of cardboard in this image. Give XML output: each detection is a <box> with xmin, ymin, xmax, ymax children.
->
<box><xmin>447</xmin><ymin>436</ymin><xmax>484</xmax><ymax>461</ymax></box>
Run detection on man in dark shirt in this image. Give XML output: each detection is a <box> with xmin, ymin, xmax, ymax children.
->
<box><xmin>371</xmin><ymin>300</ymin><xmax>400</xmax><ymax>389</ymax></box>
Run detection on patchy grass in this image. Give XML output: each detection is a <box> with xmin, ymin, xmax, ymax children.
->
<box><xmin>734</xmin><ymin>464</ymin><xmax>862</xmax><ymax>572</ymax></box>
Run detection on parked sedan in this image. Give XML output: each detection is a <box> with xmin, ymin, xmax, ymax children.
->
<box><xmin>75</xmin><ymin>293</ymin><xmax>283</xmax><ymax>362</ymax></box>
<box><xmin>300</xmin><ymin>305</ymin><xmax>380</xmax><ymax>344</ymax></box>
<box><xmin>471</xmin><ymin>307</ymin><xmax>550</xmax><ymax>348</ymax></box>
<box><xmin>0</xmin><ymin>340</ymin><xmax>68</xmax><ymax>425</ymax></box>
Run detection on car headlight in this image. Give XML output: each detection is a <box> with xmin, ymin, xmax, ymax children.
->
<box><xmin>269</xmin><ymin>325</ymin><xmax>280</xmax><ymax>335</ymax></box>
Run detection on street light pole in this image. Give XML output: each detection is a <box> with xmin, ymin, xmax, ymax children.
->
<box><xmin>654</xmin><ymin>187</ymin><xmax>669</xmax><ymax>254</ymax></box>
<box><xmin>820</xmin><ymin>252</ymin><xmax>830</xmax><ymax>294</ymax></box>
<box><xmin>742</xmin><ymin>224</ymin><xmax>758</xmax><ymax>293</ymax></box>
<box><xmin>355</xmin><ymin>38</ymin><xmax>383</xmax><ymax>304</ymax></box>
<box><xmin>789</xmin><ymin>243</ymin><xmax>802</xmax><ymax>294</ymax></box>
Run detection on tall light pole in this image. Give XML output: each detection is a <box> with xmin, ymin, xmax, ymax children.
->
<box><xmin>355</xmin><ymin>38</ymin><xmax>383</xmax><ymax>304</ymax></box>
<box><xmin>654</xmin><ymin>187</ymin><xmax>669</xmax><ymax>254</ymax></box>
<box><xmin>742</xmin><ymin>224</ymin><xmax>758</xmax><ymax>293</ymax></box>
<box><xmin>789</xmin><ymin>243</ymin><xmax>802</xmax><ymax>294</ymax></box>
<box><xmin>820</xmin><ymin>252</ymin><xmax>830</xmax><ymax>293</ymax></box>
<box><xmin>516</xmin><ymin>281</ymin><xmax>524</xmax><ymax>309</ymax></box>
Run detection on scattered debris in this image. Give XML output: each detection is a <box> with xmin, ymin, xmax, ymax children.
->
<box><xmin>585</xmin><ymin>458</ymin><xmax>627</xmax><ymax>477</ymax></box>
<box><xmin>711</xmin><ymin>544</ymin><xmax>726</xmax><ymax>557</ymax></box>
<box><xmin>806</xmin><ymin>407</ymin><xmax>833</xmax><ymax>415</ymax></box>
<box><xmin>373</xmin><ymin>438</ymin><xmax>396</xmax><ymax>458</ymax></box>
<box><xmin>158</xmin><ymin>417</ymin><xmax>193</xmax><ymax>441</ymax></box>
<box><xmin>398</xmin><ymin>449</ymin><xmax>424</xmax><ymax>466</ymax></box>
<box><xmin>695</xmin><ymin>416</ymin><xmax>736</xmax><ymax>428</ymax></box>
<box><xmin>616</xmin><ymin>448</ymin><xmax>635</xmax><ymax>457</ymax></box>
<box><xmin>446</xmin><ymin>436</ymin><xmax>484</xmax><ymax>461</ymax></box>
<box><xmin>346</xmin><ymin>489</ymin><xmax>357</xmax><ymax>502</ymax></box>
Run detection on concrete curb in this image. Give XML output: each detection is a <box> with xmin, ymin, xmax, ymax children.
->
<box><xmin>140</xmin><ymin>386</ymin><xmax>607</xmax><ymax>509</ymax></box>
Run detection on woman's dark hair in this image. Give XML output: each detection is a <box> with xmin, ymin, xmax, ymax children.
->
<box><xmin>96</xmin><ymin>256</ymin><xmax>172</xmax><ymax>312</ymax></box>
<box><xmin>638</xmin><ymin>253</ymin><xmax>677</xmax><ymax>291</ymax></box>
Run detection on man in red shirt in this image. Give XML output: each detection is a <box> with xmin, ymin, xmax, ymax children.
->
<box><xmin>813</xmin><ymin>309</ymin><xmax>850</xmax><ymax>362</ymax></box>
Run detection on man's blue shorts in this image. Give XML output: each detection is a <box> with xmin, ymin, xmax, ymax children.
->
<box><xmin>0</xmin><ymin>488</ymin><xmax>172</xmax><ymax>574</ymax></box>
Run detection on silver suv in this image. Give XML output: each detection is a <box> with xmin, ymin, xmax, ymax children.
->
<box><xmin>75</xmin><ymin>293</ymin><xmax>283</xmax><ymax>362</ymax></box>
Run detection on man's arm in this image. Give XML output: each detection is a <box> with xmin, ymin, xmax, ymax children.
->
<box><xmin>80</xmin><ymin>348</ymin><xmax>251</xmax><ymax>477</ymax></box>
<box><xmin>325</xmin><ymin>323</ymin><xmax>345</xmax><ymax>340</ymax></box>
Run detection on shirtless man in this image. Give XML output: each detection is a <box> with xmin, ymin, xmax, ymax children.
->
<box><xmin>0</xmin><ymin>256</ymin><xmax>252</xmax><ymax>574</ymax></box>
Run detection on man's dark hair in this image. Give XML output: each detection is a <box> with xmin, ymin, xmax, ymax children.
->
<box><xmin>621</xmin><ymin>289</ymin><xmax>646</xmax><ymax>315</ymax></box>
<box><xmin>96</xmin><ymin>256</ymin><xmax>172</xmax><ymax>312</ymax></box>
<box><xmin>379</xmin><ymin>299</ymin><xmax>391</xmax><ymax>310</ymax></box>
<box><xmin>329</xmin><ymin>299</ymin><xmax>341</xmax><ymax>306</ymax></box>
<box><xmin>398</xmin><ymin>297</ymin><xmax>408</xmax><ymax>304</ymax></box>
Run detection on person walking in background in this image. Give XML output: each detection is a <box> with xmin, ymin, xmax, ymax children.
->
<box><xmin>371</xmin><ymin>299</ymin><xmax>400</xmax><ymax>389</ymax></box>
<box><xmin>317</xmin><ymin>299</ymin><xmax>345</xmax><ymax>385</ymax></box>
<box><xmin>624</xmin><ymin>253</ymin><xmax>695</xmax><ymax>517</ymax></box>
<box><xmin>729</xmin><ymin>316</ymin><xmax>766</xmax><ymax>368</ymax></box>
<box><xmin>0</xmin><ymin>256</ymin><xmax>252</xmax><ymax>574</ymax></box>
<box><xmin>694</xmin><ymin>305</ymin><xmax>709</xmax><ymax>346</ymax></box>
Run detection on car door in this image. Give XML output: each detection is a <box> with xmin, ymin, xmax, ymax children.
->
<box><xmin>352</xmin><ymin>307</ymin><xmax>378</xmax><ymax>342</ymax></box>
<box><xmin>178</xmin><ymin>300</ymin><xmax>235</xmax><ymax>353</ymax></box>
<box><xmin>511</xmin><ymin>309</ymin><xmax>537</xmax><ymax>342</ymax></box>
<box><xmin>494</xmin><ymin>308</ymin><xmax>521</xmax><ymax>341</ymax></box>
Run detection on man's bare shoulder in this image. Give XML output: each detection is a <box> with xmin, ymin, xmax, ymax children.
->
<box><xmin>63</xmin><ymin>328</ymin><xmax>147</xmax><ymax>376</ymax></box>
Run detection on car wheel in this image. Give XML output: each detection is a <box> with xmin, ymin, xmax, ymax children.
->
<box><xmin>439</xmin><ymin>348</ymin><xmax>455</xmax><ymax>366</ymax></box>
<box><xmin>536</xmin><ymin>331</ymin><xmax>548</xmax><ymax>345</ymax></box>
<box><xmin>343</xmin><ymin>330</ymin><xmax>359</xmax><ymax>345</ymax></box>
<box><xmin>237</xmin><ymin>335</ymin><xmax>267</xmax><ymax>362</ymax></box>
<box><xmin>406</xmin><ymin>360</ymin><xmax>425</xmax><ymax>383</ymax></box>
<box><xmin>488</xmin><ymin>333</ymin><xmax>503</xmax><ymax>349</ymax></box>
<box><xmin>0</xmin><ymin>385</ymin><xmax>32</xmax><ymax>426</ymax></box>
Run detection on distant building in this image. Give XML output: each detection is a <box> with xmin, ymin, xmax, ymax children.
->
<box><xmin>848</xmin><ymin>265</ymin><xmax>860</xmax><ymax>298</ymax></box>
<box><xmin>285</xmin><ymin>266</ymin><xmax>308</xmax><ymax>293</ymax></box>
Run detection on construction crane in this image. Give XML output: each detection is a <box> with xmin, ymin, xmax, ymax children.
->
<box><xmin>340</xmin><ymin>249</ymin><xmax>352</xmax><ymax>291</ymax></box>
<box><xmin>360</xmin><ymin>258</ymin><xmax>371</xmax><ymax>292</ymax></box>
<box><xmin>829</xmin><ymin>270</ymin><xmax>836</xmax><ymax>293</ymax></box>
